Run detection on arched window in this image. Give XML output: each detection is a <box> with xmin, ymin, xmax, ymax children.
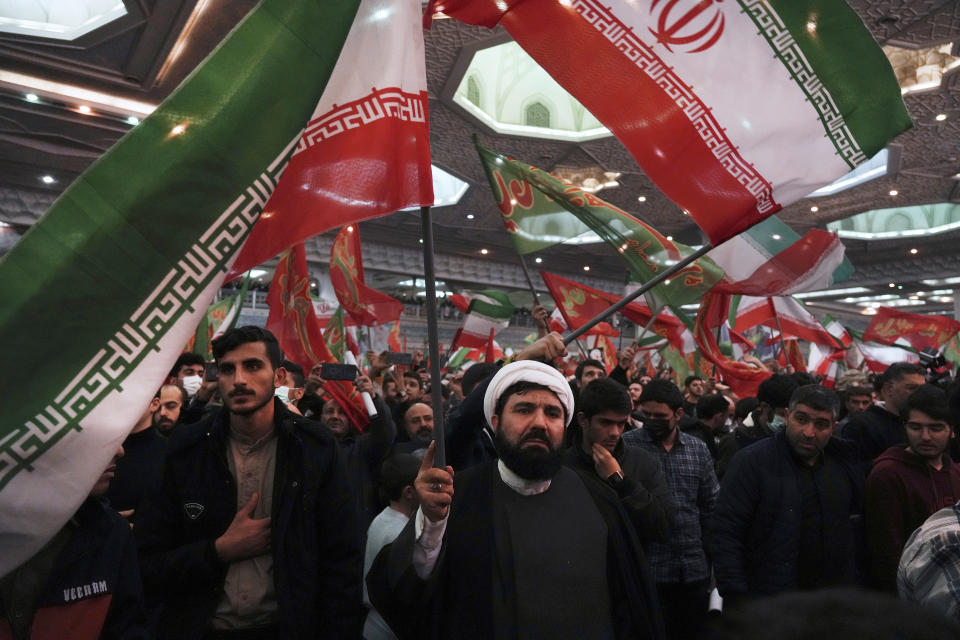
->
<box><xmin>524</xmin><ymin>101</ymin><xmax>550</xmax><ymax>128</ymax></box>
<box><xmin>466</xmin><ymin>76</ymin><xmax>481</xmax><ymax>107</ymax></box>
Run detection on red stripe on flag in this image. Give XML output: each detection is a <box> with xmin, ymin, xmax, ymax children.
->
<box><xmin>498</xmin><ymin>0</ymin><xmax>779</xmax><ymax>243</ymax></box>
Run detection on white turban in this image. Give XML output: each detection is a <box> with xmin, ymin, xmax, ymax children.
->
<box><xmin>483</xmin><ymin>360</ymin><xmax>575</xmax><ymax>427</ymax></box>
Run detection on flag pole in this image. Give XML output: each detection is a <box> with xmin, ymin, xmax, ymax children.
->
<box><xmin>769</xmin><ymin>297</ymin><xmax>790</xmax><ymax>369</ymax></box>
<box><xmin>564</xmin><ymin>244</ymin><xmax>714</xmax><ymax>345</ymax></box>
<box><xmin>634</xmin><ymin>304</ymin><xmax>663</xmax><ymax>347</ymax></box>
<box><xmin>517</xmin><ymin>255</ymin><xmax>541</xmax><ymax>304</ymax></box>
<box><xmin>420</xmin><ymin>205</ymin><xmax>446</xmax><ymax>468</ymax></box>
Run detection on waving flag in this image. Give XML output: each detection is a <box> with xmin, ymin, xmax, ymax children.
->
<box><xmin>694</xmin><ymin>292</ymin><xmax>772</xmax><ymax>397</ymax></box>
<box><xmin>324</xmin><ymin>307</ymin><xmax>348</xmax><ymax>363</ymax></box>
<box><xmin>230</xmin><ymin>0</ymin><xmax>433</xmax><ymax>276</ymax></box>
<box><xmin>441</xmin><ymin>0</ymin><xmax>910</xmax><ymax>245</ymax></box>
<box><xmin>387</xmin><ymin>319</ymin><xmax>403</xmax><ymax>352</ymax></box>
<box><xmin>0</xmin><ymin>0</ymin><xmax>365</xmax><ymax>576</ymax></box>
<box><xmin>450</xmin><ymin>290</ymin><xmax>516</xmax><ymax>350</ymax></box>
<box><xmin>267</xmin><ymin>245</ymin><xmax>368</xmax><ymax>431</ymax></box>
<box><xmin>329</xmin><ymin>226</ymin><xmax>403</xmax><ymax>326</ymax></box>
<box><xmin>710</xmin><ymin>217</ymin><xmax>853</xmax><ymax>295</ymax></box>
<box><xmin>477</xmin><ymin>141</ymin><xmax>723</xmax><ymax>306</ymax></box>
<box><xmin>189</xmin><ymin>273</ymin><xmax>253</xmax><ymax>360</ymax></box>
<box><xmin>732</xmin><ymin>295</ymin><xmax>838</xmax><ymax>347</ymax></box>
<box><xmin>863</xmin><ymin>307</ymin><xmax>960</xmax><ymax>352</ymax></box>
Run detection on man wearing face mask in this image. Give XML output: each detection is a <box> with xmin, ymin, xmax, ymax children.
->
<box><xmin>734</xmin><ymin>374</ymin><xmax>798</xmax><ymax>448</ymax></box>
<box><xmin>170</xmin><ymin>352</ymin><xmax>220</xmax><ymax>425</ymax></box>
<box><xmin>622</xmin><ymin>380</ymin><xmax>719</xmax><ymax>640</ymax></box>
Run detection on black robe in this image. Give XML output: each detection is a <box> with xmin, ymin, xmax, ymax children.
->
<box><xmin>367</xmin><ymin>460</ymin><xmax>665</xmax><ymax>640</ymax></box>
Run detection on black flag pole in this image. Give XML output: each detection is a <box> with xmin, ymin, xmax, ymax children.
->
<box><xmin>563</xmin><ymin>244</ymin><xmax>714</xmax><ymax>345</ymax></box>
<box><xmin>517</xmin><ymin>255</ymin><xmax>541</xmax><ymax>304</ymax></box>
<box><xmin>420</xmin><ymin>205</ymin><xmax>446</xmax><ymax>469</ymax></box>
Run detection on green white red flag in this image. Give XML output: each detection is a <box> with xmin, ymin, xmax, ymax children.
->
<box><xmin>862</xmin><ymin>306</ymin><xmax>960</xmax><ymax>352</ymax></box>
<box><xmin>694</xmin><ymin>291</ymin><xmax>772</xmax><ymax>397</ymax></box>
<box><xmin>230</xmin><ymin>0</ymin><xmax>433</xmax><ymax>276</ymax></box>
<box><xmin>329</xmin><ymin>226</ymin><xmax>403</xmax><ymax>326</ymax></box>
<box><xmin>387</xmin><ymin>319</ymin><xmax>403</xmax><ymax>352</ymax></box>
<box><xmin>450</xmin><ymin>290</ymin><xmax>516</xmax><ymax>350</ymax></box>
<box><xmin>440</xmin><ymin>0</ymin><xmax>910</xmax><ymax>245</ymax></box>
<box><xmin>0</xmin><ymin>0</ymin><xmax>365</xmax><ymax>576</ymax></box>
<box><xmin>188</xmin><ymin>273</ymin><xmax>253</xmax><ymax>360</ymax></box>
<box><xmin>709</xmin><ymin>216</ymin><xmax>853</xmax><ymax>295</ymax></box>
<box><xmin>266</xmin><ymin>244</ymin><xmax>368</xmax><ymax>431</ymax></box>
<box><xmin>731</xmin><ymin>295</ymin><xmax>838</xmax><ymax>347</ymax></box>
<box><xmin>476</xmin><ymin>141</ymin><xmax>723</xmax><ymax>307</ymax></box>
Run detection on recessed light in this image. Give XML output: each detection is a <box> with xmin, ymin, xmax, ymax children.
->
<box><xmin>347</xmin><ymin>225</ymin><xmax>354</xmax><ymax>232</ymax></box>
<box><xmin>418</xmin><ymin>238</ymin><xmax>424</xmax><ymax>244</ymax></box>
<box><xmin>41</xmin><ymin>175</ymin><xmax>55</xmax><ymax>184</ymax></box>
<box><xmin>466</xmin><ymin>214</ymin><xmax>474</xmax><ymax>220</ymax></box>
<box><xmin>77</xmin><ymin>105</ymin><xmax>91</xmax><ymax>114</ymax></box>
<box><xmin>889</xmin><ymin>189</ymin><xmax>898</xmax><ymax>196</ymax></box>
<box><xmin>910</xmin><ymin>248</ymin><xmax>918</xmax><ymax>255</ymax></box>
<box><xmin>534</xmin><ymin>257</ymin><xmax>542</xmax><ymax>264</ymax></box>
<box><xmin>772</xmin><ymin>234</ymin><xmax>781</xmax><ymax>240</ymax></box>
<box><xmin>666</xmin><ymin>236</ymin><xmax>673</xmax><ymax>241</ymax></box>
<box><xmin>681</xmin><ymin>209</ymin><xmax>689</xmax><ymax>215</ymax></box>
<box><xmin>936</xmin><ymin>113</ymin><xmax>948</xmax><ymax>121</ymax></box>
<box><xmin>583</xmin><ymin>265</ymin><xmax>590</xmax><ymax>271</ymax></box>
<box><xmin>25</xmin><ymin>93</ymin><xmax>38</xmax><ymax>102</ymax></box>
<box><xmin>810</xmin><ymin>206</ymin><xmax>819</xmax><ymax>212</ymax></box>
<box><xmin>889</xmin><ymin>283</ymin><xmax>896</xmax><ymax>288</ymax></box>
<box><xmin>637</xmin><ymin>196</ymin><xmax>647</xmax><ymax>202</ymax></box>
<box><xmin>480</xmin><ymin>248</ymin><xmax>488</xmax><ymax>255</ymax></box>
<box><xmin>127</xmin><ymin>116</ymin><xmax>140</xmax><ymax>125</ymax></box>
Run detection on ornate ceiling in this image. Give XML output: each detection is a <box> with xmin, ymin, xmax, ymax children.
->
<box><xmin>2</xmin><ymin>0</ymin><xmax>960</xmax><ymax>325</ymax></box>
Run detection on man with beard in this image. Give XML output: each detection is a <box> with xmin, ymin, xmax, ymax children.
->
<box><xmin>393</xmin><ymin>402</ymin><xmax>434</xmax><ymax>456</ymax></box>
<box><xmin>106</xmin><ymin>386</ymin><xmax>174</xmax><ymax>518</ymax></box>
<box><xmin>622</xmin><ymin>380</ymin><xmax>719</xmax><ymax>640</ymax></box>
<box><xmin>368</xmin><ymin>359</ymin><xmax>664</xmax><ymax>640</ymax></box>
<box><xmin>135</xmin><ymin>326</ymin><xmax>362</xmax><ymax>639</ymax></box>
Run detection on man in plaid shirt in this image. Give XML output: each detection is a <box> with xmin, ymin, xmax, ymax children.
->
<box><xmin>623</xmin><ymin>380</ymin><xmax>719</xmax><ymax>640</ymax></box>
<box><xmin>899</xmin><ymin>501</ymin><xmax>960</xmax><ymax>623</ymax></box>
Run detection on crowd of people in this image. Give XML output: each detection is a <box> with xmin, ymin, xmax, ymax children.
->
<box><xmin>5</xmin><ymin>325</ymin><xmax>960</xmax><ymax>639</ymax></box>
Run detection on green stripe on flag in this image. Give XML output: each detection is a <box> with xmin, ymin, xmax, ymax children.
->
<box><xmin>468</xmin><ymin>291</ymin><xmax>515</xmax><ymax>320</ymax></box>
<box><xmin>738</xmin><ymin>0</ymin><xmax>911</xmax><ymax>167</ymax></box>
<box><xmin>0</xmin><ymin>0</ymin><xmax>361</xmax><ymax>489</ymax></box>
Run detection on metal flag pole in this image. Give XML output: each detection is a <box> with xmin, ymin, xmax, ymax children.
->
<box><xmin>563</xmin><ymin>244</ymin><xmax>714</xmax><ymax>345</ymax></box>
<box><xmin>770</xmin><ymin>297</ymin><xmax>790</xmax><ymax>368</ymax></box>
<box><xmin>420</xmin><ymin>205</ymin><xmax>446</xmax><ymax>469</ymax></box>
<box><xmin>517</xmin><ymin>255</ymin><xmax>541</xmax><ymax>304</ymax></box>
<box><xmin>634</xmin><ymin>304</ymin><xmax>663</xmax><ymax>346</ymax></box>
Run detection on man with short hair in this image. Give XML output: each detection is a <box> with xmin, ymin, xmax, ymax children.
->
<box><xmin>368</xmin><ymin>359</ymin><xmax>664</xmax><ymax>639</ymax></box>
<box><xmin>563</xmin><ymin>377</ymin><xmax>674</xmax><ymax>545</ymax></box>
<box><xmin>685</xmin><ymin>393</ymin><xmax>730</xmax><ymax>465</ymax></box>
<box><xmin>627</xmin><ymin>381</ymin><xmax>644</xmax><ymax>411</ymax></box>
<box><xmin>837</xmin><ymin>385</ymin><xmax>874</xmax><ymax>431</ymax></box>
<box><xmin>682</xmin><ymin>375</ymin><xmax>705</xmax><ymax>418</ymax></box>
<box><xmin>393</xmin><ymin>402</ymin><xmax>434</xmax><ymax>456</ymax></box>
<box><xmin>153</xmin><ymin>383</ymin><xmax>187</xmax><ymax>436</ymax></box>
<box><xmin>866</xmin><ymin>385</ymin><xmax>960</xmax><ymax>590</ymax></box>
<box><xmin>711</xmin><ymin>385</ymin><xmax>864</xmax><ymax>602</ymax></box>
<box><xmin>402</xmin><ymin>370</ymin><xmax>423</xmax><ymax>402</ymax></box>
<box><xmin>169</xmin><ymin>352</ymin><xmax>205</xmax><ymax>395</ymax></box>
<box><xmin>575</xmin><ymin>358</ymin><xmax>606</xmax><ymax>389</ymax></box>
<box><xmin>622</xmin><ymin>379</ymin><xmax>718</xmax><ymax>640</ymax></box>
<box><xmin>843</xmin><ymin>362</ymin><xmax>926</xmax><ymax>464</ymax></box>
<box><xmin>136</xmin><ymin>326</ymin><xmax>362</xmax><ymax>639</ymax></box>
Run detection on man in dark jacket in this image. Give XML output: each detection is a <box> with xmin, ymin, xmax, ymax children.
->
<box><xmin>135</xmin><ymin>326</ymin><xmax>362</xmax><ymax>639</ymax></box>
<box><xmin>368</xmin><ymin>358</ymin><xmax>664</xmax><ymax>640</ymax></box>
<box><xmin>711</xmin><ymin>385</ymin><xmax>864</xmax><ymax>602</ymax></box>
<box><xmin>866</xmin><ymin>385</ymin><xmax>960</xmax><ymax>590</ymax></box>
<box><xmin>564</xmin><ymin>376</ymin><xmax>674</xmax><ymax>545</ymax></box>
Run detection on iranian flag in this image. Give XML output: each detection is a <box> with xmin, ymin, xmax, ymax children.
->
<box><xmin>476</xmin><ymin>141</ymin><xmax>723</xmax><ymax>307</ymax></box>
<box><xmin>807</xmin><ymin>342</ymin><xmax>844</xmax><ymax>388</ymax></box>
<box><xmin>439</xmin><ymin>0</ymin><xmax>910</xmax><ymax>244</ymax></box>
<box><xmin>229</xmin><ymin>0</ymin><xmax>433</xmax><ymax>276</ymax></box>
<box><xmin>709</xmin><ymin>216</ymin><xmax>853</xmax><ymax>295</ymax></box>
<box><xmin>450</xmin><ymin>290</ymin><xmax>516</xmax><ymax>350</ymax></box>
<box><xmin>731</xmin><ymin>295</ymin><xmax>838</xmax><ymax>347</ymax></box>
<box><xmin>0</xmin><ymin>0</ymin><xmax>371</xmax><ymax>575</ymax></box>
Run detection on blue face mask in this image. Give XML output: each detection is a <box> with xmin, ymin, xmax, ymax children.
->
<box><xmin>769</xmin><ymin>414</ymin><xmax>786</xmax><ymax>432</ymax></box>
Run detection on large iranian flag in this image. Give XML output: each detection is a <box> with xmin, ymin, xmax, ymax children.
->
<box><xmin>0</xmin><ymin>0</ymin><xmax>382</xmax><ymax>576</ymax></box>
<box><xmin>439</xmin><ymin>0</ymin><xmax>910</xmax><ymax>243</ymax></box>
<box><xmin>450</xmin><ymin>291</ymin><xmax>516</xmax><ymax>350</ymax></box>
<box><xmin>229</xmin><ymin>0</ymin><xmax>434</xmax><ymax>276</ymax></box>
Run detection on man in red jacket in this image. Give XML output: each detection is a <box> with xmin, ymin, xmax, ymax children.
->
<box><xmin>866</xmin><ymin>385</ymin><xmax>960</xmax><ymax>590</ymax></box>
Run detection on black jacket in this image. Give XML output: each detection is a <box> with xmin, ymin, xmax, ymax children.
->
<box><xmin>135</xmin><ymin>399</ymin><xmax>363</xmax><ymax>639</ymax></box>
<box><xmin>0</xmin><ymin>498</ymin><xmax>149</xmax><ymax>640</ymax></box>
<box><xmin>336</xmin><ymin>395</ymin><xmax>397</xmax><ymax>532</ymax></box>
<box><xmin>840</xmin><ymin>404</ymin><xmax>906</xmax><ymax>467</ymax></box>
<box><xmin>562</xmin><ymin>440</ymin><xmax>675</xmax><ymax>545</ymax></box>
<box><xmin>368</xmin><ymin>461</ymin><xmax>664</xmax><ymax>640</ymax></box>
<box><xmin>709</xmin><ymin>431</ymin><xmax>864</xmax><ymax>598</ymax></box>
<box><xmin>445</xmin><ymin>370</ymin><xmax>500</xmax><ymax>472</ymax></box>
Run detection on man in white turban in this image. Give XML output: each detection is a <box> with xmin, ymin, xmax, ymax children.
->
<box><xmin>368</xmin><ymin>333</ymin><xmax>664</xmax><ymax>640</ymax></box>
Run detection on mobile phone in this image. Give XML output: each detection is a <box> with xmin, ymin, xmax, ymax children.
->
<box><xmin>204</xmin><ymin>362</ymin><xmax>218</xmax><ymax>382</ymax></box>
<box><xmin>320</xmin><ymin>363</ymin><xmax>358</xmax><ymax>381</ymax></box>
<box><xmin>384</xmin><ymin>352</ymin><xmax>413</xmax><ymax>366</ymax></box>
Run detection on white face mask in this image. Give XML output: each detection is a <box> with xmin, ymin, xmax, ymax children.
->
<box><xmin>181</xmin><ymin>375</ymin><xmax>202</xmax><ymax>397</ymax></box>
<box><xmin>274</xmin><ymin>386</ymin><xmax>291</xmax><ymax>404</ymax></box>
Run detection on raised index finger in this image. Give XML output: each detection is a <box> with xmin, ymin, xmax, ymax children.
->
<box><xmin>420</xmin><ymin>440</ymin><xmax>436</xmax><ymax>472</ymax></box>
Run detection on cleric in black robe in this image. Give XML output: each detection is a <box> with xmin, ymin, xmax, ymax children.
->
<box><xmin>368</xmin><ymin>356</ymin><xmax>665</xmax><ymax>640</ymax></box>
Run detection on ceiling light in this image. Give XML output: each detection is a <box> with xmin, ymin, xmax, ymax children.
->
<box><xmin>861</xmin><ymin>307</ymin><xmax>878</xmax><ymax>315</ymax></box>
<box><xmin>346</xmin><ymin>225</ymin><xmax>354</xmax><ymax>232</ymax></box>
<box><xmin>0</xmin><ymin>70</ymin><xmax>156</xmax><ymax>117</ymax></box>
<box><xmin>534</xmin><ymin>257</ymin><xmax>542</xmax><ymax>264</ymax></box>
<box><xmin>681</xmin><ymin>209</ymin><xmax>689</xmax><ymax>215</ymax></box>
<box><xmin>510</xmin><ymin>199</ymin><xmax>517</xmax><ymax>206</ymax></box>
<box><xmin>936</xmin><ymin>113</ymin><xmax>948</xmax><ymax>121</ymax></box>
<box><xmin>418</xmin><ymin>238</ymin><xmax>424</xmax><ymax>244</ymax></box>
<box><xmin>637</xmin><ymin>196</ymin><xmax>647</xmax><ymax>202</ymax></box>
<box><xmin>666</xmin><ymin>236</ymin><xmax>673</xmax><ymax>241</ymax></box>
<box><xmin>77</xmin><ymin>105</ymin><xmax>92</xmax><ymax>114</ymax></box>
<box><xmin>583</xmin><ymin>265</ymin><xmax>590</xmax><ymax>271</ymax></box>
<box><xmin>41</xmin><ymin>175</ymin><xmax>55</xmax><ymax>184</ymax></box>
<box><xmin>889</xmin><ymin>283</ymin><xmax>896</xmax><ymax>288</ymax></box>
<box><xmin>910</xmin><ymin>248</ymin><xmax>918</xmax><ymax>254</ymax></box>
<box><xmin>127</xmin><ymin>116</ymin><xmax>139</xmax><ymax>125</ymax></box>
<box><xmin>466</xmin><ymin>214</ymin><xmax>474</xmax><ymax>220</ymax></box>
<box><xmin>889</xmin><ymin>189</ymin><xmax>899</xmax><ymax>196</ymax></box>
<box><xmin>480</xmin><ymin>248</ymin><xmax>488</xmax><ymax>255</ymax></box>
<box><xmin>810</xmin><ymin>206</ymin><xmax>819</xmax><ymax>212</ymax></box>
<box><xmin>772</xmin><ymin>234</ymin><xmax>781</xmax><ymax>240</ymax></box>
<box><xmin>25</xmin><ymin>93</ymin><xmax>38</xmax><ymax>102</ymax></box>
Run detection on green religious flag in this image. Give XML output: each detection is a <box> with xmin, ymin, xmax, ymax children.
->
<box><xmin>324</xmin><ymin>306</ymin><xmax>348</xmax><ymax>363</ymax></box>
<box><xmin>476</xmin><ymin>139</ymin><xmax>724</xmax><ymax>307</ymax></box>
